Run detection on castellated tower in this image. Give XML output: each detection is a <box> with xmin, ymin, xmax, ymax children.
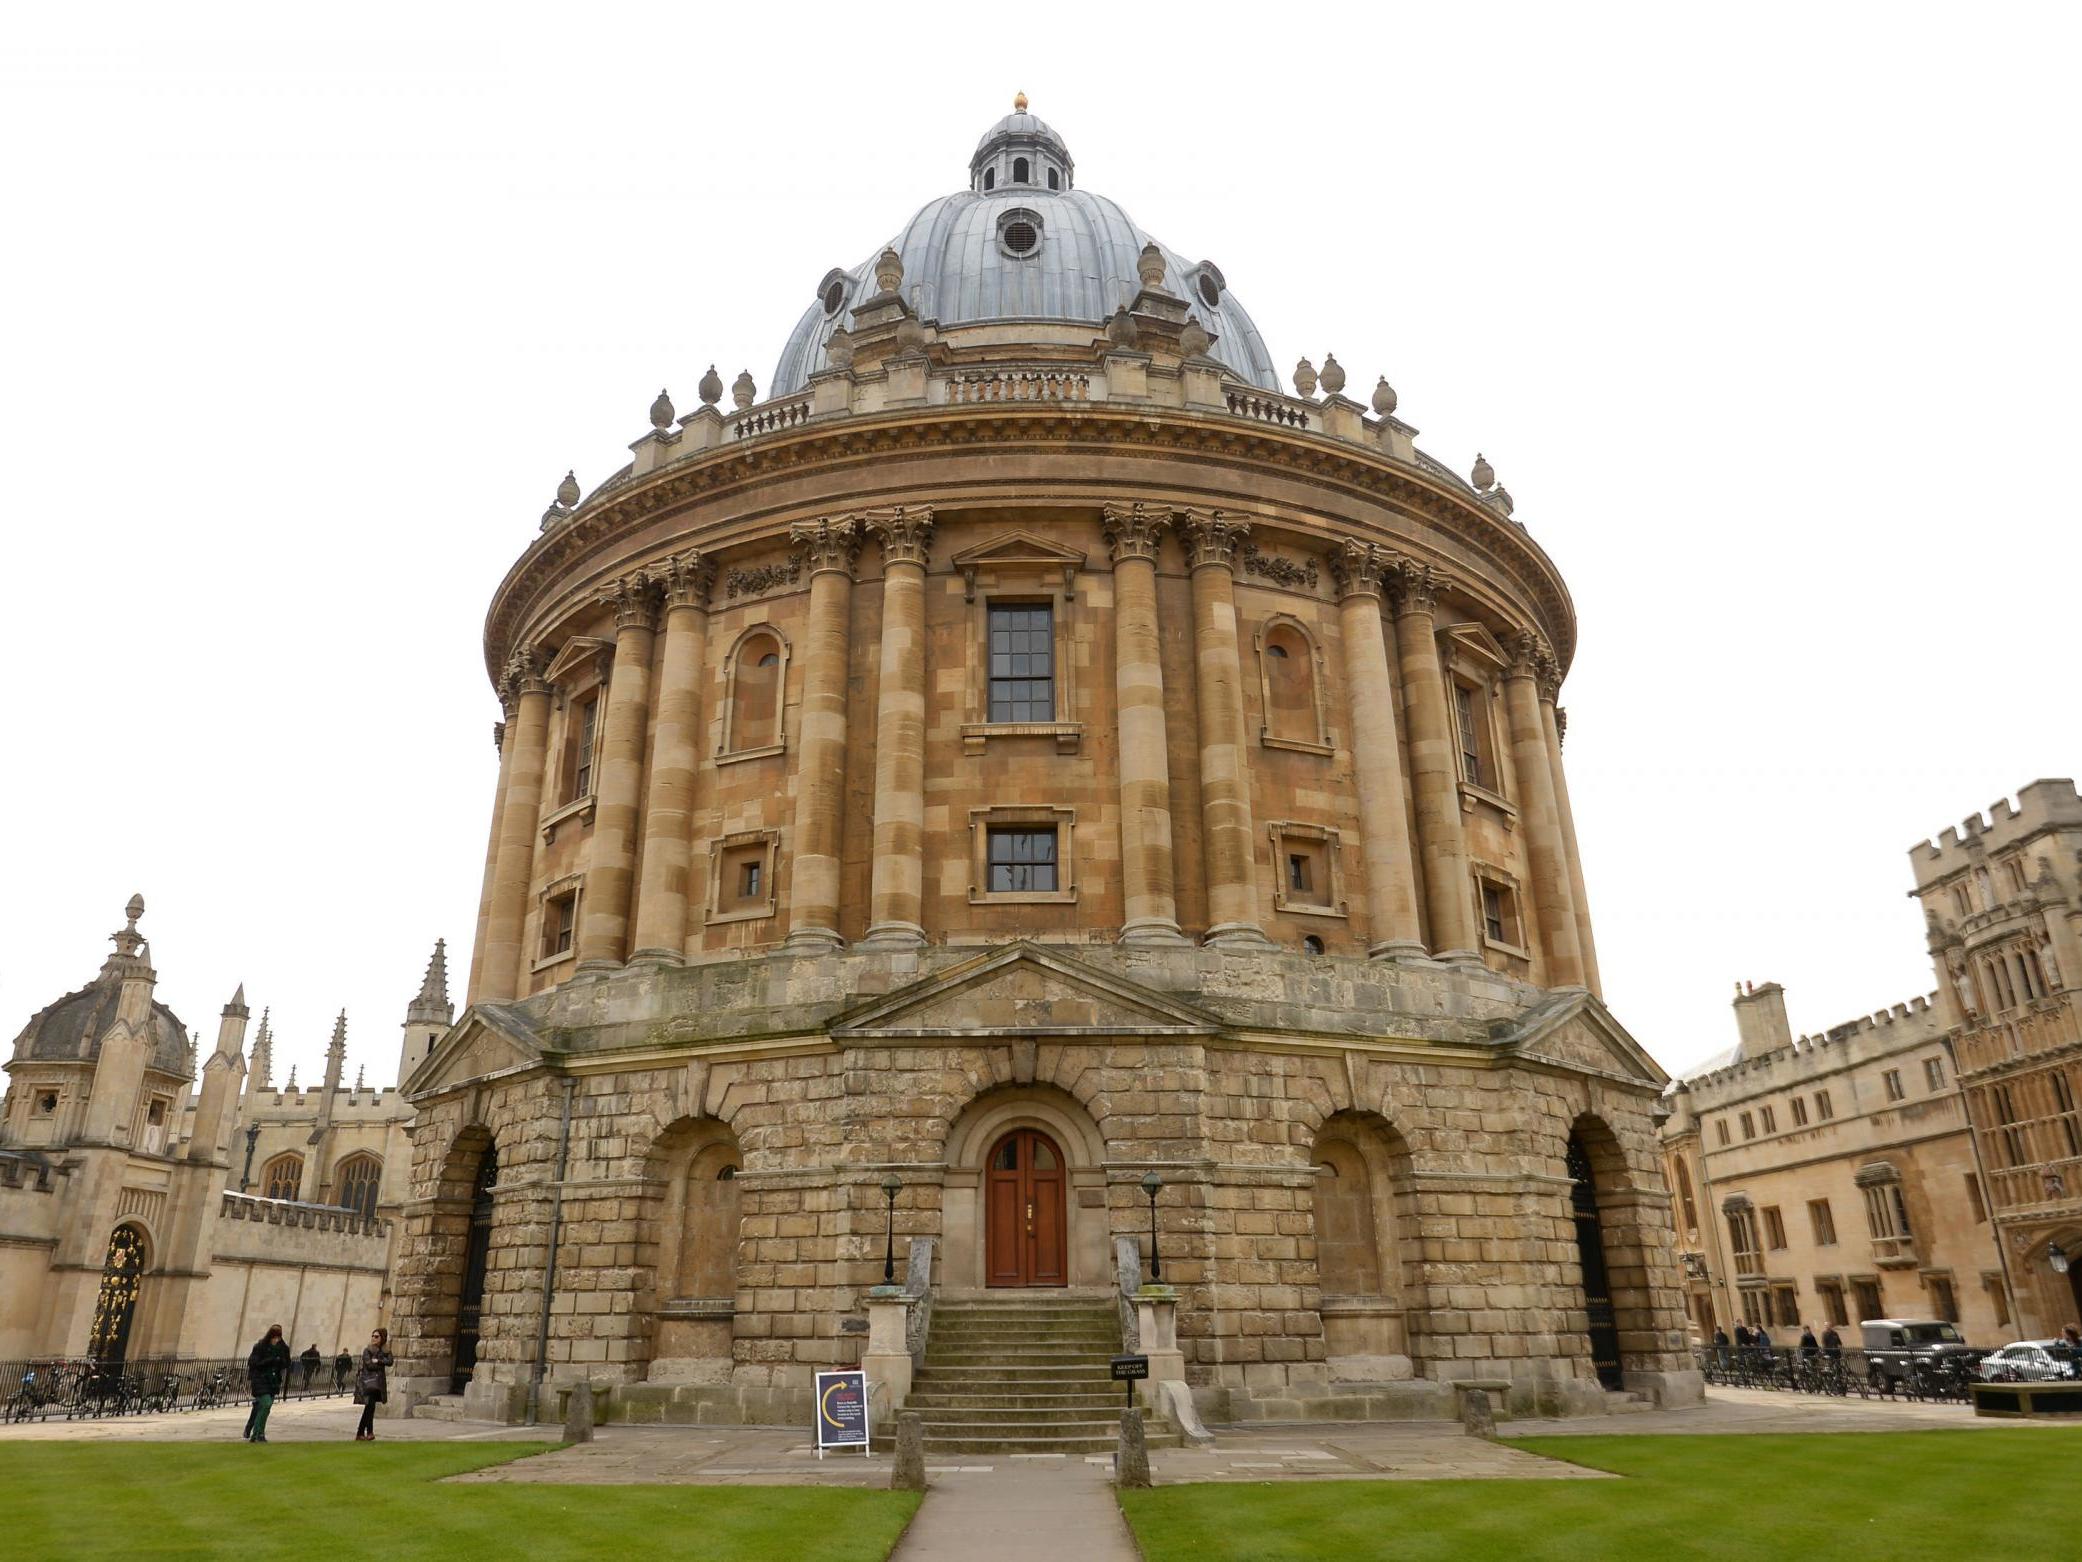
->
<box><xmin>392</xmin><ymin>100</ymin><xmax>1697</xmax><ymax>1432</ymax></box>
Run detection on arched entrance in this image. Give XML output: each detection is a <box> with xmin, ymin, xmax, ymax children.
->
<box><xmin>450</xmin><ymin>1145</ymin><xmax>498</xmax><ymax>1395</ymax></box>
<box><xmin>1567</xmin><ymin>1131</ymin><xmax>1623</xmax><ymax>1390</ymax></box>
<box><xmin>87</xmin><ymin>1226</ymin><xmax>147</xmax><ymax>1366</ymax></box>
<box><xmin>985</xmin><ymin>1128</ymin><xmax>1066</xmax><ymax>1287</ymax></box>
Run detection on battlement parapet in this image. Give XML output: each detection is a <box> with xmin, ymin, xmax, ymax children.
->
<box><xmin>1914</xmin><ymin>778</ymin><xmax>2082</xmax><ymax>877</ymax></box>
<box><xmin>1679</xmin><ymin>991</ymin><xmax>1943</xmax><ymax>1102</ymax></box>
<box><xmin>218</xmin><ymin>1189</ymin><xmax>389</xmax><ymax>1239</ymax></box>
<box><xmin>0</xmin><ymin>1149</ymin><xmax>64</xmax><ymax>1193</ymax></box>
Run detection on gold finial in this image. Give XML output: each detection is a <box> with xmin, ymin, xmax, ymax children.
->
<box><xmin>1013</xmin><ymin>91</ymin><xmax>1028</xmax><ymax>112</ymax></box>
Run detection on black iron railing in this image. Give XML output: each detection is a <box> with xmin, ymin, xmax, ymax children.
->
<box><xmin>2</xmin><ymin>1356</ymin><xmax>357</xmax><ymax>1422</ymax></box>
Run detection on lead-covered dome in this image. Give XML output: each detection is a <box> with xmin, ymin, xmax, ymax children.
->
<box><xmin>773</xmin><ymin>104</ymin><xmax>1279</xmax><ymax>395</ymax></box>
<box><xmin>11</xmin><ymin>973</ymin><xmax>190</xmax><ymax>1075</ymax></box>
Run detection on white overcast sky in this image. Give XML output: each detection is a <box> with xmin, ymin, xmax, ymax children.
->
<box><xmin>4</xmin><ymin>4</ymin><xmax>2076</xmax><ymax>1092</ymax></box>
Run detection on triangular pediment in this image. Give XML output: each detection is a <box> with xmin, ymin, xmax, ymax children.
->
<box><xmin>403</xmin><ymin>1005</ymin><xmax>544</xmax><ymax>1100</ymax></box>
<box><xmin>830</xmin><ymin>943</ymin><xmax>1221</xmax><ymax>1040</ymax></box>
<box><xmin>950</xmin><ymin>530</ymin><xmax>1088</xmax><ymax>582</ymax></box>
<box><xmin>1493</xmin><ymin>991</ymin><xmax>1669</xmax><ymax>1089</ymax></box>
<box><xmin>542</xmin><ymin>636</ymin><xmax>613</xmax><ymax>686</ymax></box>
<box><xmin>1441</xmin><ymin>622</ymin><xmax>1511</xmax><ymax>671</ymax></box>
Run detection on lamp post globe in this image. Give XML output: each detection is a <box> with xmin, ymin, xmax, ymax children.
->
<box><xmin>2051</xmin><ymin>1243</ymin><xmax>2070</xmax><ymax>1277</ymax></box>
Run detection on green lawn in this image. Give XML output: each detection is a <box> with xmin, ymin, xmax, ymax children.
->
<box><xmin>1121</xmin><ymin>1430</ymin><xmax>2082</xmax><ymax>1562</ymax></box>
<box><xmin>0</xmin><ymin>1442</ymin><xmax>920</xmax><ymax>1562</ymax></box>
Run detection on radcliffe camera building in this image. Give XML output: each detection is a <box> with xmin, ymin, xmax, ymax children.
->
<box><xmin>388</xmin><ymin>101</ymin><xmax>1698</xmax><ymax>1437</ymax></box>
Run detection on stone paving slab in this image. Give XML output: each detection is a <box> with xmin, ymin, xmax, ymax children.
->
<box><xmin>891</xmin><ymin>1459</ymin><xmax>1138</xmax><ymax>1562</ymax></box>
<box><xmin>0</xmin><ymin>1395</ymin><xmax>542</xmax><ymax>1445</ymax></box>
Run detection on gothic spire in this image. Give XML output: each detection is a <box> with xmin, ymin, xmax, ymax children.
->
<box><xmin>406</xmin><ymin>938</ymin><xmax>454</xmax><ymax>1027</ymax></box>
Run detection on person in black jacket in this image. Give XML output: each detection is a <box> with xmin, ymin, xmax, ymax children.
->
<box><xmin>352</xmin><ymin>1328</ymin><xmax>394</xmax><ymax>1441</ymax></box>
<box><xmin>244</xmin><ymin>1325</ymin><xmax>291</xmax><ymax>1443</ymax></box>
<box><xmin>299</xmin><ymin>1345</ymin><xmax>321</xmax><ymax>1390</ymax></box>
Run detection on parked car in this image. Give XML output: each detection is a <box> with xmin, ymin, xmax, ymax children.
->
<box><xmin>1859</xmin><ymin>1318</ymin><xmax>1986</xmax><ymax>1391</ymax></box>
<box><xmin>1978</xmin><ymin>1341</ymin><xmax>2079</xmax><ymax>1383</ymax></box>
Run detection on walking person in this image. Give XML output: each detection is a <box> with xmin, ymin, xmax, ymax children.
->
<box><xmin>352</xmin><ymin>1328</ymin><xmax>393</xmax><ymax>1441</ymax></box>
<box><xmin>1799</xmin><ymin>1325</ymin><xmax>1820</xmax><ymax>1360</ymax></box>
<box><xmin>1712</xmin><ymin>1325</ymin><xmax>1731</xmax><ymax>1369</ymax></box>
<box><xmin>299</xmin><ymin>1344</ymin><xmax>321</xmax><ymax>1391</ymax></box>
<box><xmin>1822</xmin><ymin>1323</ymin><xmax>1843</xmax><ymax>1360</ymax></box>
<box><xmin>243</xmin><ymin>1324</ymin><xmax>291</xmax><ymax>1443</ymax></box>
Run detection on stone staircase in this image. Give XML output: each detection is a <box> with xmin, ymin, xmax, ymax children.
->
<box><xmin>905</xmin><ymin>1296</ymin><xmax>1182</xmax><ymax>1455</ymax></box>
<box><xmin>412</xmin><ymin>1393</ymin><xmax>474</xmax><ymax>1423</ymax></box>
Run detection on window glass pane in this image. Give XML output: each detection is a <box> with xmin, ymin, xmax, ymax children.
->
<box><xmin>993</xmin><ymin>1138</ymin><xmax>1019</xmax><ymax>1171</ymax></box>
<box><xmin>1033</xmin><ymin>1140</ymin><xmax>1056</xmax><ymax>1171</ymax></box>
<box><xmin>987</xmin><ymin>827</ymin><xmax>1058</xmax><ymax>892</ymax></box>
<box><xmin>988</xmin><ymin>604</ymin><xmax>1055</xmax><ymax>721</ymax></box>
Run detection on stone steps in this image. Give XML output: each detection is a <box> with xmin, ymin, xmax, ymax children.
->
<box><xmin>412</xmin><ymin>1393</ymin><xmax>474</xmax><ymax>1423</ymax></box>
<box><xmin>912</xmin><ymin>1300</ymin><xmax>1179</xmax><ymax>1454</ymax></box>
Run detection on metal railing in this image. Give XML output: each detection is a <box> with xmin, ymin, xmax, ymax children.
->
<box><xmin>1695</xmin><ymin>1345</ymin><xmax>1987</xmax><ymax>1404</ymax></box>
<box><xmin>2</xmin><ymin>1356</ymin><xmax>357</xmax><ymax>1423</ymax></box>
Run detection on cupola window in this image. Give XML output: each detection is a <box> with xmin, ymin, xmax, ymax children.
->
<box><xmin>1047</xmin><ymin>168</ymin><xmax>1059</xmax><ymax>190</ymax></box>
<box><xmin>1012</xmin><ymin>156</ymin><xmax>1029</xmax><ymax>183</ymax></box>
<box><xmin>983</xmin><ymin>168</ymin><xmax>995</xmax><ymax>191</ymax></box>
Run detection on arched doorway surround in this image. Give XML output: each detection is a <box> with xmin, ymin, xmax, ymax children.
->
<box><xmin>88</xmin><ymin>1224</ymin><xmax>149</xmax><ymax>1366</ymax></box>
<box><xmin>942</xmin><ymin>1086</ymin><xmax>1107</xmax><ymax>1291</ymax></box>
<box><xmin>1310</xmin><ymin>1113</ymin><xmax>1416</xmax><ymax>1379</ymax></box>
<box><xmin>639</xmin><ymin>1116</ymin><xmax>743</xmax><ymax>1382</ymax></box>
<box><xmin>986</xmin><ymin>1128</ymin><xmax>1067</xmax><ymax>1287</ymax></box>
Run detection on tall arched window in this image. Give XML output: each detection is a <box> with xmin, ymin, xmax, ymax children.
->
<box><xmin>260</xmin><ymin>1152</ymin><xmax>304</xmax><ymax>1202</ymax></box>
<box><xmin>720</xmin><ymin>627</ymin><xmax>788</xmax><ymax>757</ymax></box>
<box><xmin>1012</xmin><ymin>156</ymin><xmax>1029</xmax><ymax>183</ymax></box>
<box><xmin>334</xmin><ymin>1154</ymin><xmax>383</xmax><ymax>1220</ymax></box>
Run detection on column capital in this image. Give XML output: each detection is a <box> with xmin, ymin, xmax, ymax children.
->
<box><xmin>1386</xmin><ymin>558</ymin><xmax>1443</xmax><ymax>616</ymax></box>
<box><xmin>1328</xmin><ymin>539</ymin><xmax>1393</xmax><ymax>599</ymax></box>
<box><xmin>600</xmin><ymin>570</ymin><xmax>661</xmax><ymax>633</ymax></box>
<box><xmin>491</xmin><ymin>719</ymin><xmax>506</xmax><ymax>751</ymax></box>
<box><xmin>1176</xmin><ymin>507</ymin><xmax>1250</xmax><ymax>571</ymax></box>
<box><xmin>1505</xmin><ymin>627</ymin><xmax>1550</xmax><ymax>682</ymax></box>
<box><xmin>659</xmin><ymin>548</ymin><xmax>714</xmax><ymax>610</ymax></box>
<box><xmin>1101</xmin><ymin>501</ymin><xmax>1172</xmax><ymax>564</ymax></box>
<box><xmin>1536</xmin><ymin>646</ymin><xmax>1563</xmax><ymax>704</ymax></box>
<box><xmin>499</xmin><ymin>644</ymin><xmax>549</xmax><ymax>704</ymax></box>
<box><xmin>789</xmin><ymin>516</ymin><xmax>861</xmax><ymax>578</ymax></box>
<box><xmin>1555</xmin><ymin>706</ymin><xmax>1568</xmax><ymax>746</ymax></box>
<box><xmin>866</xmin><ymin>505</ymin><xmax>936</xmax><ymax>568</ymax></box>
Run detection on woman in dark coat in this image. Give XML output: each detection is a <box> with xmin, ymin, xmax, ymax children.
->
<box><xmin>244</xmin><ymin>1324</ymin><xmax>291</xmax><ymax>1443</ymax></box>
<box><xmin>353</xmin><ymin>1328</ymin><xmax>393</xmax><ymax>1441</ymax></box>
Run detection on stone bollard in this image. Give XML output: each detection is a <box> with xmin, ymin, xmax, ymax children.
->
<box><xmin>892</xmin><ymin>1411</ymin><xmax>926</xmax><ymax>1491</ymax></box>
<box><xmin>562</xmin><ymin>1382</ymin><xmax>595</xmax><ymax>1444</ymax></box>
<box><xmin>1115</xmin><ymin>1406</ymin><xmax>1151</xmax><ymax>1489</ymax></box>
<box><xmin>1460</xmin><ymin>1387</ymin><xmax>1496</xmax><ymax>1440</ymax></box>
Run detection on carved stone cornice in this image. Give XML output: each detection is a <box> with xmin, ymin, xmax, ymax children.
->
<box><xmin>1176</xmin><ymin>507</ymin><xmax>1250</xmax><ymax>571</ymax></box>
<box><xmin>1100</xmin><ymin>501</ymin><xmax>1171</xmax><ymax>564</ymax></box>
<box><xmin>724</xmin><ymin>552</ymin><xmax>802</xmax><ymax>600</ymax></box>
<box><xmin>600</xmin><ymin>570</ymin><xmax>661</xmax><ymax>633</ymax></box>
<box><xmin>481</xmin><ymin>405</ymin><xmax>1577</xmax><ymax>689</ymax></box>
<box><xmin>1386</xmin><ymin>558</ymin><xmax>1442</xmax><ymax>616</ymax></box>
<box><xmin>1240</xmin><ymin>541</ymin><xmax>1319</xmax><ymax>591</ymax></box>
<box><xmin>1327</xmin><ymin>539</ymin><xmax>1392</xmax><ymax>600</ymax></box>
<box><xmin>789</xmin><ymin>517</ymin><xmax>861</xmax><ymax>578</ymax></box>
<box><xmin>657</xmin><ymin>548</ymin><xmax>714</xmax><ymax>611</ymax></box>
<box><xmin>866</xmin><ymin>505</ymin><xmax>936</xmax><ymax>569</ymax></box>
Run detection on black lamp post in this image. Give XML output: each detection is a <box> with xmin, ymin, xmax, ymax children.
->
<box><xmin>240</xmin><ymin>1124</ymin><xmax>260</xmax><ymax>1192</ymax></box>
<box><xmin>1141</xmin><ymin>1170</ymin><xmax>1163</xmax><ymax>1283</ymax></box>
<box><xmin>881</xmin><ymin>1172</ymin><xmax>903</xmax><ymax>1285</ymax></box>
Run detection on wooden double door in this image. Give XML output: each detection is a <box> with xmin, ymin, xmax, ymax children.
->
<box><xmin>985</xmin><ymin>1128</ymin><xmax>1067</xmax><ymax>1287</ymax></box>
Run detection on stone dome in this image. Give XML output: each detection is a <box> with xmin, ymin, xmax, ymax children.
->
<box><xmin>10</xmin><ymin>971</ymin><xmax>190</xmax><ymax>1077</ymax></box>
<box><xmin>772</xmin><ymin>106</ymin><xmax>1280</xmax><ymax>396</ymax></box>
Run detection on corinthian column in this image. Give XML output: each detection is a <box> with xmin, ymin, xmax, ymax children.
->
<box><xmin>1178</xmin><ymin>509</ymin><xmax>1267</xmax><ymax>945</ymax></box>
<box><xmin>1103</xmin><ymin>503</ymin><xmax>1186</xmax><ymax>944</ymax></box>
<box><xmin>864</xmin><ymin>507</ymin><xmax>934</xmax><ymax>949</ymax></box>
<box><xmin>1330</xmin><ymin>542</ymin><xmax>1423</xmax><ymax>958</ymax></box>
<box><xmin>785</xmin><ymin>517</ymin><xmax>860</xmax><ymax>951</ymax></box>
<box><xmin>1388</xmin><ymin>562</ymin><xmax>1478</xmax><ymax>961</ymax></box>
<box><xmin>481</xmin><ymin>648</ymin><xmax>551</xmax><ymax>1001</ymax></box>
<box><xmin>630</xmin><ymin>550</ymin><xmax>713</xmax><ymax>965</ymax></box>
<box><xmin>574</xmin><ymin>573</ymin><xmax>660</xmax><ymax>972</ymax></box>
<box><xmin>1540</xmin><ymin>662</ymin><xmax>1602</xmax><ymax>996</ymax></box>
<box><xmin>466</xmin><ymin>711</ymin><xmax>514</xmax><ymax>1001</ymax></box>
<box><xmin>1503</xmin><ymin>632</ymin><xmax>1585</xmax><ymax>987</ymax></box>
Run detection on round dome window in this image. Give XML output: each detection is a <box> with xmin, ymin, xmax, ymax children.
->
<box><xmin>1198</xmin><ymin>274</ymin><xmax>1221</xmax><ymax>308</ymax></box>
<box><xmin>1194</xmin><ymin>261</ymin><xmax>1228</xmax><ymax>309</ymax></box>
<box><xmin>996</xmin><ymin>209</ymin><xmax>1043</xmax><ymax>260</ymax></box>
<box><xmin>816</xmin><ymin>267</ymin><xmax>850</xmax><ymax>317</ymax></box>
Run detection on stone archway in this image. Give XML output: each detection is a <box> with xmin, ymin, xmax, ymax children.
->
<box><xmin>1310</xmin><ymin>1113</ymin><xmax>1416</xmax><ymax>1380</ymax></box>
<box><xmin>1565</xmin><ymin>1112</ymin><xmax>1679</xmax><ymax>1398</ymax></box>
<box><xmin>639</xmin><ymin>1116</ymin><xmax>743</xmax><ymax>1381</ymax></box>
<box><xmin>943</xmin><ymin>1086</ymin><xmax>1108</xmax><ymax>1292</ymax></box>
<box><xmin>394</xmin><ymin>1124</ymin><xmax>497</xmax><ymax>1403</ymax></box>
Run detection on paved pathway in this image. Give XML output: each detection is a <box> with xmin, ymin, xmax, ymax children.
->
<box><xmin>891</xmin><ymin>1458</ymin><xmax>1138</xmax><ymax>1562</ymax></box>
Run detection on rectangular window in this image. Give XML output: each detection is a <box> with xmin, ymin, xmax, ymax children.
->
<box><xmin>738</xmin><ymin>861</ymin><xmax>762</xmax><ymax>900</ymax></box>
<box><xmin>1791</xmin><ymin>1096</ymin><xmax>1809</xmax><ymax>1127</ymax></box>
<box><xmin>1760</xmin><ymin>1105</ymin><xmax>1777</xmax><ymax>1134</ymax></box>
<box><xmin>1740</xmin><ymin>1111</ymin><xmax>1755</xmax><ymax>1140</ymax></box>
<box><xmin>1883</xmin><ymin>1070</ymin><xmax>1904</xmax><ymax>1103</ymax></box>
<box><xmin>1923</xmin><ymin>1057</ymin><xmax>1945</xmax><ymax>1091</ymax></box>
<box><xmin>1951</xmin><ymin>883</ymin><xmax>1972</xmax><ymax>917</ymax></box>
<box><xmin>543</xmin><ymin>891</ymin><xmax>577</xmax><ymax>958</ymax></box>
<box><xmin>568</xmin><ymin>693</ymin><xmax>599</xmax><ymax>801</ymax></box>
<box><xmin>1988</xmin><ymin>1276</ymin><xmax>2010</xmax><ymax>1329</ymax></box>
<box><xmin>1454</xmin><ymin>683</ymin><xmax>1484</xmax><ymax>787</ymax></box>
<box><xmin>1773</xmin><ymin>1285</ymin><xmax>1801</xmax><ymax>1328</ymax></box>
<box><xmin>1762</xmin><ymin>1206</ymin><xmax>1787</xmax><ymax>1250</ymax></box>
<box><xmin>1715</xmin><ymin>1119</ymin><xmax>1730</xmax><ymax>1147</ymax></box>
<box><xmin>1852</xmin><ymin>1278</ymin><xmax>1883</xmax><ymax>1322</ymax></box>
<box><xmin>1288</xmin><ymin>853</ymin><xmax>1312</xmax><ymax>894</ymax></box>
<box><xmin>987</xmin><ymin>604</ymin><xmax>1055</xmax><ymax>722</ymax></box>
<box><xmin>1965</xmin><ymin>1173</ymin><xmax>1986</xmax><ymax>1224</ymax></box>
<box><xmin>1482</xmin><ymin>884</ymin><xmax>1505</xmax><ymax>942</ymax></box>
<box><xmin>1815</xmin><ymin>1090</ymin><xmax>1834</xmax><ymax>1121</ymax></box>
<box><xmin>1816</xmin><ymin>1280</ymin><xmax>1849</xmax><ymax>1327</ymax></box>
<box><xmin>1809</xmin><ymin>1199</ymin><xmax>1837</xmax><ymax>1246</ymax></box>
<box><xmin>987</xmin><ymin>827</ymin><xmax>1058</xmax><ymax>893</ymax></box>
<box><xmin>1928</xmin><ymin>1275</ymin><xmax>1958</xmax><ymax>1324</ymax></box>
